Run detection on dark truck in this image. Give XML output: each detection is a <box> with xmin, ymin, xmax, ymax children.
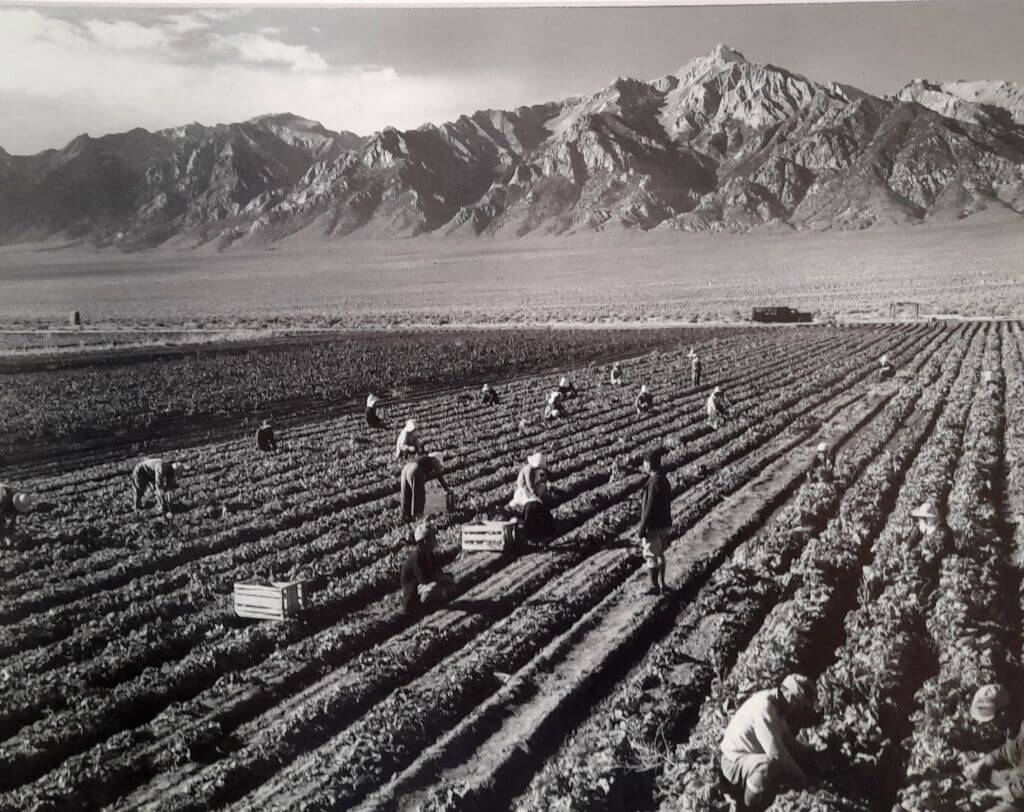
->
<box><xmin>752</xmin><ymin>306</ymin><xmax>814</xmax><ymax>324</ymax></box>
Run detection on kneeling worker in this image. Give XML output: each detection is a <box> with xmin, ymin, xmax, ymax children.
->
<box><xmin>807</xmin><ymin>442</ymin><xmax>834</xmax><ymax>483</ymax></box>
<box><xmin>720</xmin><ymin>674</ymin><xmax>817</xmax><ymax>811</ymax></box>
<box><xmin>635</xmin><ymin>384</ymin><xmax>654</xmax><ymax>415</ymax></box>
<box><xmin>400</xmin><ymin>452</ymin><xmax>451</xmax><ymax>521</ymax></box>
<box><xmin>510</xmin><ymin>451</ymin><xmax>557</xmax><ymax>543</ymax></box>
<box><xmin>400</xmin><ymin>521</ymin><xmax>455</xmax><ymax>614</ymax></box>
<box><xmin>366</xmin><ymin>394</ymin><xmax>384</xmax><ymax>428</ymax></box>
<box><xmin>481</xmin><ymin>383</ymin><xmax>499</xmax><ymax>406</ymax></box>
<box><xmin>0</xmin><ymin>484</ymin><xmax>36</xmax><ymax>544</ymax></box>
<box><xmin>544</xmin><ymin>390</ymin><xmax>568</xmax><ymax>420</ymax></box>
<box><xmin>256</xmin><ymin>419</ymin><xmax>277</xmax><ymax>452</ymax></box>
<box><xmin>964</xmin><ymin>684</ymin><xmax>1024</xmax><ymax>810</ymax></box>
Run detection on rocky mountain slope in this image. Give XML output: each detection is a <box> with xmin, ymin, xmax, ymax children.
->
<box><xmin>1</xmin><ymin>44</ymin><xmax>1022</xmax><ymax>248</ymax></box>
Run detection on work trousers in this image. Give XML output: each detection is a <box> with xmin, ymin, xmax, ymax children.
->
<box><xmin>400</xmin><ymin>465</ymin><xmax>427</xmax><ymax>520</ymax></box>
<box><xmin>523</xmin><ymin>500</ymin><xmax>557</xmax><ymax>542</ymax></box>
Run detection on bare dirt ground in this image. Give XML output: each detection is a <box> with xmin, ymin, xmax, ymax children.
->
<box><xmin>0</xmin><ymin>218</ymin><xmax>1021</xmax><ymax>332</ymax></box>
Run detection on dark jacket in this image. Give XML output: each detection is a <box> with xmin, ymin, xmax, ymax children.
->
<box><xmin>365</xmin><ymin>406</ymin><xmax>384</xmax><ymax>428</ymax></box>
<box><xmin>481</xmin><ymin>390</ymin><xmax>499</xmax><ymax>405</ymax></box>
<box><xmin>0</xmin><ymin>485</ymin><xmax>16</xmax><ymax>530</ymax></box>
<box><xmin>982</xmin><ymin>720</ymin><xmax>1024</xmax><ymax>798</ymax></box>
<box><xmin>636</xmin><ymin>392</ymin><xmax>654</xmax><ymax>412</ymax></box>
<box><xmin>400</xmin><ymin>544</ymin><xmax>439</xmax><ymax>612</ymax></box>
<box><xmin>639</xmin><ymin>471</ymin><xmax>672</xmax><ymax>535</ymax></box>
<box><xmin>256</xmin><ymin>426</ymin><xmax>276</xmax><ymax>451</ymax></box>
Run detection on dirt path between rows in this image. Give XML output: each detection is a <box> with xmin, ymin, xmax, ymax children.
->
<box><xmin>355</xmin><ymin>381</ymin><xmax>898</xmax><ymax>810</ymax></box>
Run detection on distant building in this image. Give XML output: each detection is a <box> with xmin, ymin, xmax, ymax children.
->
<box><xmin>752</xmin><ymin>306</ymin><xmax>813</xmax><ymax>324</ymax></box>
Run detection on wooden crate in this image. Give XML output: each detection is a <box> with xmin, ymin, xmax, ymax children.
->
<box><xmin>233</xmin><ymin>580</ymin><xmax>306</xmax><ymax>621</ymax></box>
<box><xmin>461</xmin><ymin>520</ymin><xmax>521</xmax><ymax>553</ymax></box>
<box><xmin>423</xmin><ymin>480</ymin><xmax>454</xmax><ymax>517</ymax></box>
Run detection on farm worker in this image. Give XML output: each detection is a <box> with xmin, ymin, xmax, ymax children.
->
<box><xmin>365</xmin><ymin>394</ymin><xmax>384</xmax><ymax>428</ymax></box>
<box><xmin>480</xmin><ymin>383</ymin><xmax>499</xmax><ymax>406</ymax></box>
<box><xmin>878</xmin><ymin>353</ymin><xmax>895</xmax><ymax>380</ymax></box>
<box><xmin>807</xmin><ymin>442</ymin><xmax>835</xmax><ymax>483</ymax></box>
<box><xmin>399</xmin><ymin>521</ymin><xmax>455</xmax><ymax>614</ymax></box>
<box><xmin>0</xmin><ymin>484</ymin><xmax>36</xmax><ymax>543</ymax></box>
<box><xmin>255</xmin><ymin>419</ymin><xmax>277</xmax><ymax>452</ymax></box>
<box><xmin>638</xmin><ymin>448</ymin><xmax>672</xmax><ymax>595</ymax></box>
<box><xmin>510</xmin><ymin>452</ymin><xmax>557</xmax><ymax>543</ymax></box>
<box><xmin>558</xmin><ymin>375</ymin><xmax>578</xmax><ymax>399</ymax></box>
<box><xmin>964</xmin><ymin>684</ymin><xmax>1024</xmax><ymax>810</ymax></box>
<box><xmin>131</xmin><ymin>458</ymin><xmax>181</xmax><ymax>513</ymax></box>
<box><xmin>906</xmin><ymin>501</ymin><xmax>951</xmax><ymax>564</ymax></box>
<box><xmin>690</xmin><ymin>350</ymin><xmax>703</xmax><ymax>387</ymax></box>
<box><xmin>609</xmin><ymin>362</ymin><xmax>624</xmax><ymax>386</ymax></box>
<box><xmin>706</xmin><ymin>386</ymin><xmax>731</xmax><ymax>429</ymax></box>
<box><xmin>395</xmin><ymin>419</ymin><xmax>425</xmax><ymax>460</ymax></box>
<box><xmin>720</xmin><ymin>674</ymin><xmax>817</xmax><ymax>810</ymax></box>
<box><xmin>635</xmin><ymin>384</ymin><xmax>654</xmax><ymax>415</ymax></box>
<box><xmin>399</xmin><ymin>453</ymin><xmax>451</xmax><ymax>521</ymax></box>
<box><xmin>544</xmin><ymin>390</ymin><xmax>568</xmax><ymax>420</ymax></box>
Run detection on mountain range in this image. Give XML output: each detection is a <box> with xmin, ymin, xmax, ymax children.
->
<box><xmin>1</xmin><ymin>44</ymin><xmax>1023</xmax><ymax>249</ymax></box>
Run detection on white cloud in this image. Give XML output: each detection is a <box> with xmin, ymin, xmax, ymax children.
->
<box><xmin>84</xmin><ymin>19</ymin><xmax>172</xmax><ymax>51</ymax></box>
<box><xmin>164</xmin><ymin>13</ymin><xmax>212</xmax><ymax>35</ymax></box>
<box><xmin>208</xmin><ymin>32</ymin><xmax>328</xmax><ymax>72</ymax></box>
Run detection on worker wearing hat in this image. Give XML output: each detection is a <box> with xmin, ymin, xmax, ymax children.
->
<box><xmin>557</xmin><ymin>375</ymin><xmax>578</xmax><ymax>399</ymax></box>
<box><xmin>544</xmin><ymin>390</ymin><xmax>568</xmax><ymax>421</ymax></box>
<box><xmin>0</xmin><ymin>483</ymin><xmax>37</xmax><ymax>543</ymax></box>
<box><xmin>907</xmin><ymin>500</ymin><xmax>951</xmax><ymax>564</ymax></box>
<box><xmin>255</xmin><ymin>418</ymin><xmax>277</xmax><ymax>452</ymax></box>
<box><xmin>399</xmin><ymin>521</ymin><xmax>455</xmax><ymax>614</ymax></box>
<box><xmin>480</xmin><ymin>383</ymin><xmax>499</xmax><ymax>406</ymax></box>
<box><xmin>395</xmin><ymin>419</ymin><xmax>425</xmax><ymax>460</ymax></box>
<box><xmin>720</xmin><ymin>674</ymin><xmax>818</xmax><ymax>810</ymax></box>
<box><xmin>638</xmin><ymin>447</ymin><xmax>672</xmax><ymax>595</ymax></box>
<box><xmin>365</xmin><ymin>394</ymin><xmax>385</xmax><ymax>429</ymax></box>
<box><xmin>690</xmin><ymin>351</ymin><xmax>703</xmax><ymax>388</ymax></box>
<box><xmin>706</xmin><ymin>385</ymin><xmax>731</xmax><ymax>430</ymax></box>
<box><xmin>964</xmin><ymin>684</ymin><xmax>1024</xmax><ymax>809</ymax></box>
<box><xmin>879</xmin><ymin>353</ymin><xmax>895</xmax><ymax>380</ymax></box>
<box><xmin>807</xmin><ymin>442</ymin><xmax>835</xmax><ymax>484</ymax></box>
<box><xmin>510</xmin><ymin>451</ymin><xmax>557</xmax><ymax>543</ymax></box>
<box><xmin>609</xmin><ymin>362</ymin><xmax>624</xmax><ymax>387</ymax></box>
<box><xmin>635</xmin><ymin>384</ymin><xmax>654</xmax><ymax>415</ymax></box>
<box><xmin>131</xmin><ymin>458</ymin><xmax>182</xmax><ymax>513</ymax></box>
<box><xmin>399</xmin><ymin>452</ymin><xmax>451</xmax><ymax>521</ymax></box>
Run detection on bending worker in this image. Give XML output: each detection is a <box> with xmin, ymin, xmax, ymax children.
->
<box><xmin>609</xmin><ymin>362</ymin><xmax>624</xmax><ymax>386</ymax></box>
<box><xmin>366</xmin><ymin>394</ymin><xmax>384</xmax><ymax>428</ymax></box>
<box><xmin>400</xmin><ymin>452</ymin><xmax>451</xmax><ymax>521</ymax></box>
<box><xmin>720</xmin><ymin>674</ymin><xmax>817</xmax><ymax>810</ymax></box>
<box><xmin>256</xmin><ymin>419</ymin><xmax>277</xmax><ymax>452</ymax></box>
<box><xmin>878</xmin><ymin>353</ymin><xmax>895</xmax><ymax>380</ymax></box>
<box><xmin>906</xmin><ymin>500</ymin><xmax>951</xmax><ymax>565</ymax></box>
<box><xmin>558</xmin><ymin>375</ymin><xmax>579</xmax><ymax>399</ymax></box>
<box><xmin>480</xmin><ymin>383</ymin><xmax>499</xmax><ymax>406</ymax></box>
<box><xmin>638</xmin><ymin>448</ymin><xmax>672</xmax><ymax>595</ymax></box>
<box><xmin>0</xmin><ymin>484</ymin><xmax>36</xmax><ymax>544</ymax></box>
<box><xmin>635</xmin><ymin>384</ymin><xmax>654</xmax><ymax>415</ymax></box>
<box><xmin>400</xmin><ymin>521</ymin><xmax>455</xmax><ymax>614</ymax></box>
<box><xmin>544</xmin><ymin>390</ymin><xmax>568</xmax><ymax>420</ymax></box>
<box><xmin>964</xmin><ymin>684</ymin><xmax>1024</xmax><ymax>810</ymax></box>
<box><xmin>706</xmin><ymin>386</ymin><xmax>731</xmax><ymax>429</ymax></box>
<box><xmin>510</xmin><ymin>451</ymin><xmax>557</xmax><ymax>543</ymax></box>
<box><xmin>132</xmin><ymin>457</ymin><xmax>181</xmax><ymax>513</ymax></box>
<box><xmin>395</xmin><ymin>419</ymin><xmax>425</xmax><ymax>459</ymax></box>
<box><xmin>807</xmin><ymin>442</ymin><xmax>834</xmax><ymax>483</ymax></box>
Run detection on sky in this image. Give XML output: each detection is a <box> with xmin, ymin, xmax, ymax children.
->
<box><xmin>1</xmin><ymin>0</ymin><xmax>1022</xmax><ymax>155</ymax></box>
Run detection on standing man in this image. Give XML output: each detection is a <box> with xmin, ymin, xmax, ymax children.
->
<box><xmin>638</xmin><ymin>447</ymin><xmax>672</xmax><ymax>595</ymax></box>
<box><xmin>399</xmin><ymin>452</ymin><xmax>451</xmax><ymax>521</ymax></box>
<box><xmin>609</xmin><ymin>362</ymin><xmax>624</xmax><ymax>386</ymax></box>
<box><xmin>131</xmin><ymin>458</ymin><xmax>181</xmax><ymax>513</ymax></box>
<box><xmin>395</xmin><ymin>419</ymin><xmax>425</xmax><ymax>459</ymax></box>
<box><xmin>720</xmin><ymin>674</ymin><xmax>818</xmax><ymax>811</ymax></box>
<box><xmin>399</xmin><ymin>521</ymin><xmax>455</xmax><ymax>614</ymax></box>
<box><xmin>0</xmin><ymin>484</ymin><xmax>36</xmax><ymax>544</ymax></box>
<box><xmin>255</xmin><ymin>419</ymin><xmax>277</xmax><ymax>452</ymax></box>
<box><xmin>964</xmin><ymin>684</ymin><xmax>1024</xmax><ymax>810</ymax></box>
<box><xmin>480</xmin><ymin>383</ymin><xmax>500</xmax><ymax>406</ymax></box>
<box><xmin>690</xmin><ymin>350</ymin><xmax>703</xmax><ymax>387</ymax></box>
<box><xmin>366</xmin><ymin>394</ymin><xmax>385</xmax><ymax>428</ymax></box>
<box><xmin>635</xmin><ymin>384</ymin><xmax>654</xmax><ymax>415</ymax></box>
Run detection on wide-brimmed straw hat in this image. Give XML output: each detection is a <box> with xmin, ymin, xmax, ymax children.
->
<box><xmin>482</xmin><ymin>383</ymin><xmax>491</xmax><ymax>391</ymax></box>
<box><xmin>780</xmin><ymin>673</ymin><xmax>815</xmax><ymax>711</ymax></box>
<box><xmin>712</xmin><ymin>386</ymin><xmax>721</xmax><ymax>394</ymax></box>
<box><xmin>910</xmin><ymin>502</ymin><xmax>939</xmax><ymax>520</ymax></box>
<box><xmin>559</xmin><ymin>376</ymin><xmax>570</xmax><ymax>387</ymax></box>
<box><xmin>367</xmin><ymin>394</ymin><xmax>379</xmax><ymax>407</ymax></box>
<box><xmin>13</xmin><ymin>493</ymin><xmax>36</xmax><ymax>514</ymax></box>
<box><xmin>414</xmin><ymin>522</ymin><xmax>436</xmax><ymax>542</ymax></box>
<box><xmin>404</xmin><ymin>419</ymin><xmax>417</xmax><ymax>432</ymax></box>
<box><xmin>880</xmin><ymin>354</ymin><xmax>889</xmax><ymax>364</ymax></box>
<box><xmin>640</xmin><ymin>384</ymin><xmax>649</xmax><ymax>394</ymax></box>
<box><xmin>528</xmin><ymin>452</ymin><xmax>547</xmax><ymax>469</ymax></box>
<box><xmin>816</xmin><ymin>442</ymin><xmax>827</xmax><ymax>453</ymax></box>
<box><xmin>260</xmin><ymin>419</ymin><xmax>272</xmax><ymax>429</ymax></box>
<box><xmin>970</xmin><ymin>684</ymin><xmax>1010</xmax><ymax>723</ymax></box>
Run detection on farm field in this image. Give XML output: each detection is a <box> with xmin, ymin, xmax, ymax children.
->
<box><xmin>1</xmin><ymin>217</ymin><xmax>1023</xmax><ymax>330</ymax></box>
<box><xmin>1</xmin><ymin>321</ymin><xmax>1021</xmax><ymax>811</ymax></box>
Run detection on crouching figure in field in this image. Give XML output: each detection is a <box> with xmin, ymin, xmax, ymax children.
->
<box><xmin>720</xmin><ymin>674</ymin><xmax>817</xmax><ymax>811</ymax></box>
<box><xmin>399</xmin><ymin>521</ymin><xmax>455</xmax><ymax>615</ymax></box>
<box><xmin>131</xmin><ymin>458</ymin><xmax>182</xmax><ymax>513</ymax></box>
<box><xmin>964</xmin><ymin>684</ymin><xmax>1024</xmax><ymax>810</ymax></box>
